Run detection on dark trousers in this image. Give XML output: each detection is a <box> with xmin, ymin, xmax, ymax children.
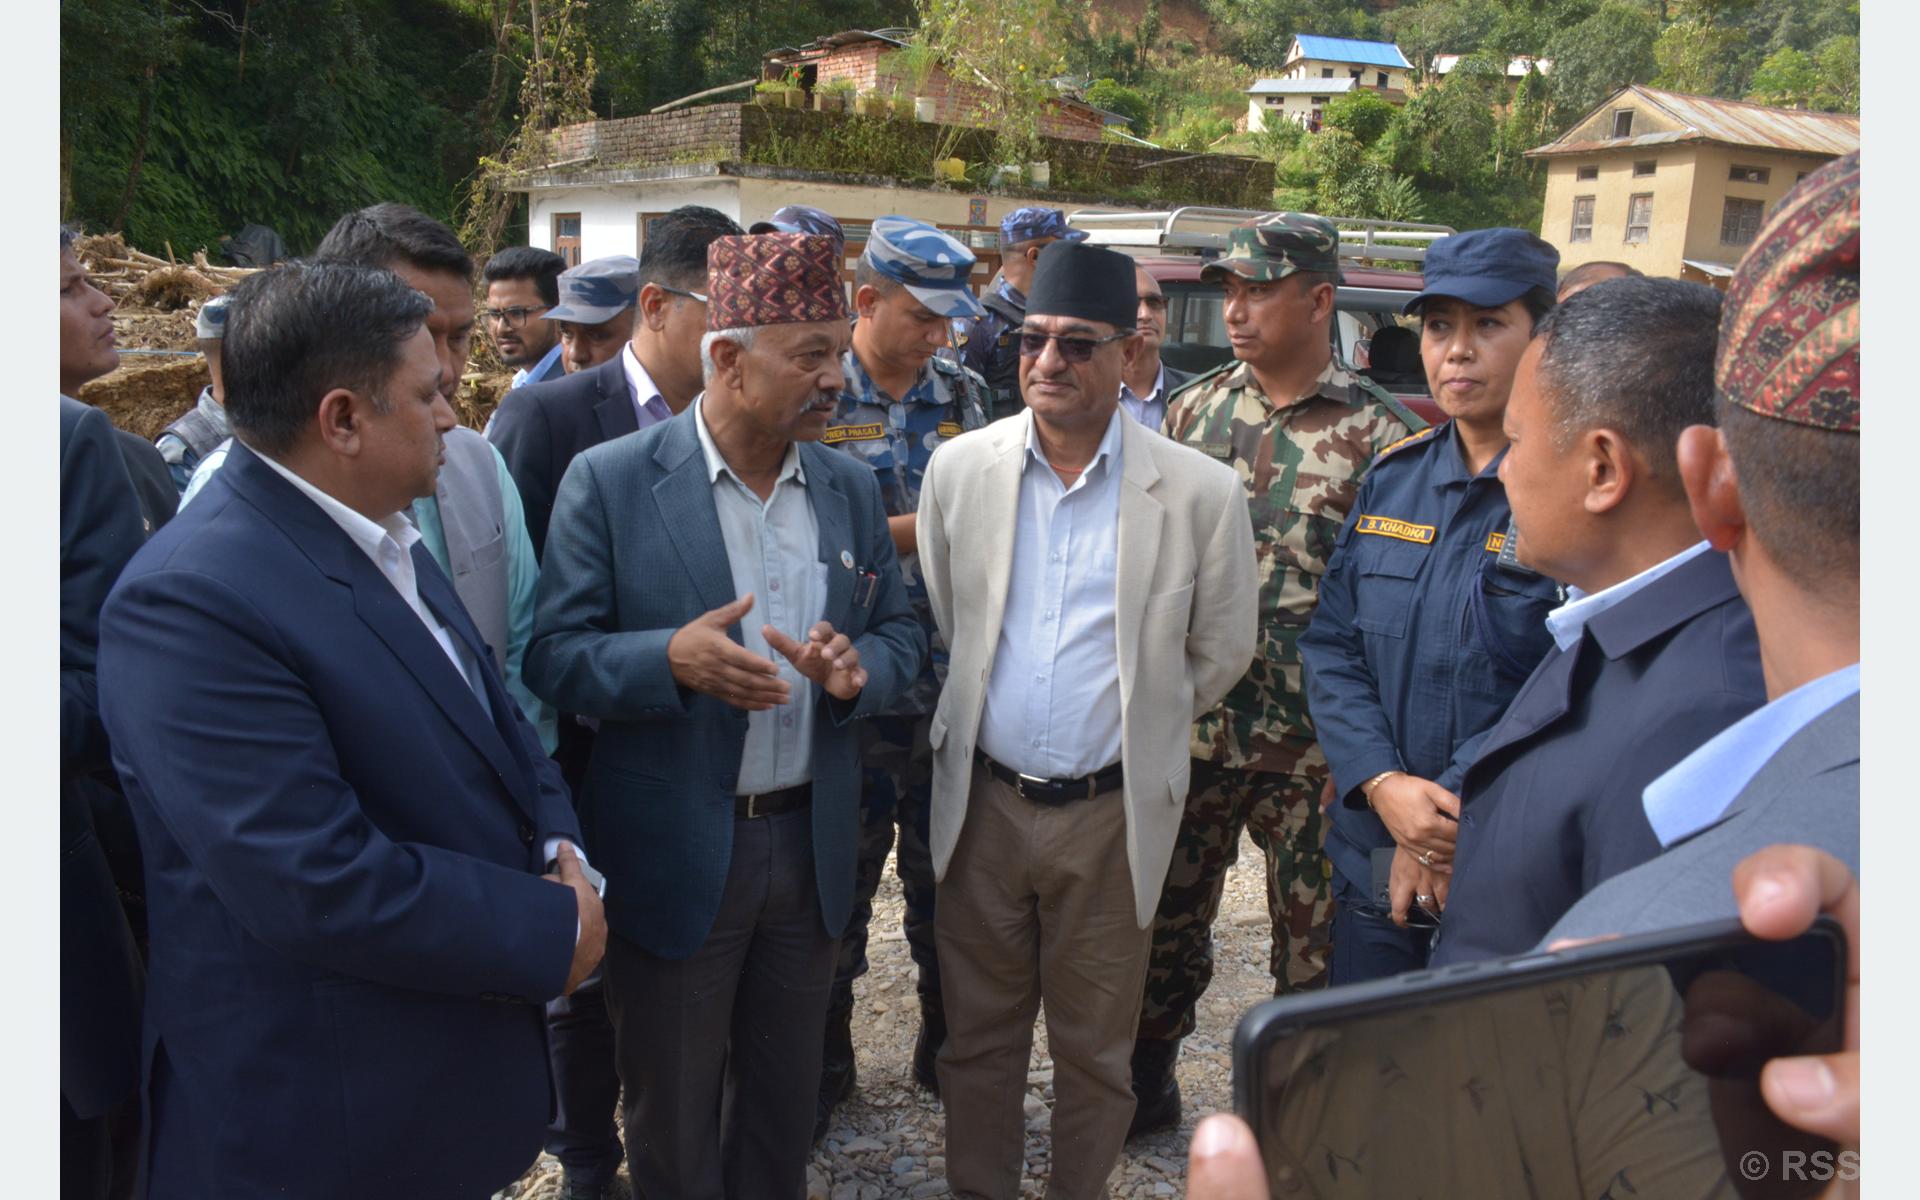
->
<box><xmin>61</xmin><ymin>1092</ymin><xmax>139</xmax><ymax>1200</ymax></box>
<box><xmin>1327</xmin><ymin>870</ymin><xmax>1435</xmax><ymax>986</ymax></box>
<box><xmin>831</xmin><ymin>715</ymin><xmax>939</xmax><ymax>1015</ymax></box>
<box><xmin>544</xmin><ymin>971</ymin><xmax>623</xmax><ymax>1185</ymax></box>
<box><xmin>604</xmin><ymin>807</ymin><xmax>838</xmax><ymax>1200</ymax></box>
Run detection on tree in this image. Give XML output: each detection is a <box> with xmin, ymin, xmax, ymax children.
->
<box><xmin>1542</xmin><ymin>2</ymin><xmax>1658</xmax><ymax>130</ymax></box>
<box><xmin>1745</xmin><ymin>44</ymin><xmax>1819</xmax><ymax>107</ymax></box>
<box><xmin>1086</xmin><ymin>78</ymin><xmax>1152</xmax><ymax>135</ymax></box>
<box><xmin>1811</xmin><ymin>33</ymin><xmax>1860</xmax><ymax>111</ymax></box>
<box><xmin>1321</xmin><ymin>89</ymin><xmax>1396</xmax><ymax>146</ymax></box>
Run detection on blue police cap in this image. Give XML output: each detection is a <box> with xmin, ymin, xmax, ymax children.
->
<box><xmin>750</xmin><ymin>205</ymin><xmax>846</xmax><ymax>254</ymax></box>
<box><xmin>999</xmin><ymin>206</ymin><xmax>1087</xmax><ymax>248</ymax></box>
<box><xmin>195</xmin><ymin>293</ymin><xmax>231</xmax><ymax>340</ymax></box>
<box><xmin>545</xmin><ymin>255</ymin><xmax>641</xmax><ymax>324</ymax></box>
<box><xmin>863</xmin><ymin>217</ymin><xmax>985</xmax><ymax>320</ymax></box>
<box><xmin>1404</xmin><ymin>228</ymin><xmax>1560</xmax><ymax>315</ymax></box>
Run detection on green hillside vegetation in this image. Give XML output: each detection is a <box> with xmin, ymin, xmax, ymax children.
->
<box><xmin>60</xmin><ymin>0</ymin><xmax>1859</xmax><ymax>254</ymax></box>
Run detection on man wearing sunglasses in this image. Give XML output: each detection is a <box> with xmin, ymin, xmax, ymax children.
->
<box><xmin>1118</xmin><ymin>264</ymin><xmax>1191</xmax><ymax>432</ymax></box>
<box><xmin>482</xmin><ymin>246</ymin><xmax>568</xmax><ymax>390</ymax></box>
<box><xmin>918</xmin><ymin>240</ymin><xmax>1257</xmax><ymax>1200</ymax></box>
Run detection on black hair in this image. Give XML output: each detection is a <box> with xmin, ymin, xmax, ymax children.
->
<box><xmin>1412</xmin><ymin>285</ymin><xmax>1557</xmax><ymax>331</ymax></box>
<box><xmin>315</xmin><ymin>203</ymin><xmax>473</xmax><ymax>282</ymax></box>
<box><xmin>482</xmin><ymin>246</ymin><xmax>567</xmax><ymax>308</ymax></box>
<box><xmin>221</xmin><ymin>260</ymin><xmax>434</xmax><ymax>455</ymax></box>
<box><xmin>639</xmin><ymin>206</ymin><xmax>744</xmax><ymax>292</ymax></box>
<box><xmin>1531</xmin><ymin>276</ymin><xmax>1722</xmax><ymax>483</ymax></box>
<box><xmin>853</xmin><ymin>254</ymin><xmax>902</xmax><ymax>297</ymax></box>
<box><xmin>1720</xmin><ymin>400</ymin><xmax>1859</xmax><ymax>583</ymax></box>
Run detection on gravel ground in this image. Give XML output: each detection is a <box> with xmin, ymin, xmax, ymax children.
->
<box><xmin>502</xmin><ymin>833</ymin><xmax>1273</xmax><ymax>1199</ymax></box>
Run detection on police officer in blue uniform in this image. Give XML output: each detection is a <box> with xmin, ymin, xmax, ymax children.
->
<box><xmin>953</xmin><ymin>206</ymin><xmax>1085</xmax><ymax>418</ymax></box>
<box><xmin>750</xmin><ymin>203</ymin><xmax>848</xmax><ymax>252</ymax></box>
<box><xmin>155</xmin><ymin>295</ymin><xmax>232</xmax><ymax>494</ymax></box>
<box><xmin>1298</xmin><ymin>228</ymin><xmax>1566</xmax><ymax>985</ymax></box>
<box><xmin>815</xmin><ymin>217</ymin><xmax>989</xmax><ymax>1139</ymax></box>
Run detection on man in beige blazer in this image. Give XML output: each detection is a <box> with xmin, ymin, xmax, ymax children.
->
<box><xmin>917</xmin><ymin>241</ymin><xmax>1257</xmax><ymax>1200</ymax></box>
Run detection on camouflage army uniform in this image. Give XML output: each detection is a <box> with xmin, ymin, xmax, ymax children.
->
<box><xmin>1140</xmin><ymin>309</ymin><xmax>1425</xmax><ymax>1040</ymax></box>
<box><xmin>823</xmin><ymin>342</ymin><xmax>988</xmax><ymax>1018</ymax></box>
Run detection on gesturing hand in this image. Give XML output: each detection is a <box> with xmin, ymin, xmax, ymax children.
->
<box><xmin>667</xmin><ymin>594</ymin><xmax>791</xmax><ymax>711</ymax></box>
<box><xmin>764</xmin><ymin>621</ymin><xmax>867</xmax><ymax>701</ymax></box>
<box><xmin>543</xmin><ymin>844</ymin><xmax>606</xmax><ymax>996</ymax></box>
<box><xmin>1370</xmin><ymin>773</ymin><xmax>1461</xmax><ymax>870</ymax></box>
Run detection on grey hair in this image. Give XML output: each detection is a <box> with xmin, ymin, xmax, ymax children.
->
<box><xmin>1532</xmin><ymin>276</ymin><xmax>1722</xmax><ymax>481</ymax></box>
<box><xmin>700</xmin><ymin>327</ymin><xmax>758</xmax><ymax>384</ymax></box>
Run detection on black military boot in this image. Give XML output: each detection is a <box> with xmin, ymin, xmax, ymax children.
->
<box><xmin>814</xmin><ymin>1003</ymin><xmax>856</xmax><ymax>1144</ymax></box>
<box><xmin>1127</xmin><ymin>1037</ymin><xmax>1182</xmax><ymax>1138</ymax></box>
<box><xmin>912</xmin><ymin>1000</ymin><xmax>946</xmax><ymax>1097</ymax></box>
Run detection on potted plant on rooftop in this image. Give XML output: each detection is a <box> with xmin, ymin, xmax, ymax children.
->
<box><xmin>815</xmin><ymin>76</ymin><xmax>855</xmax><ymax>114</ymax></box>
<box><xmin>780</xmin><ymin>67</ymin><xmax>806</xmax><ymax>110</ymax></box>
<box><xmin>752</xmin><ymin>79</ymin><xmax>786</xmax><ymax>107</ymax></box>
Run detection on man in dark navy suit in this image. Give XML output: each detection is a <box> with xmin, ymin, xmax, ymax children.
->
<box><xmin>1424</xmin><ymin>277</ymin><xmax>1767</xmax><ymax>963</ymax></box>
<box><xmin>96</xmin><ymin>261</ymin><xmax>606</xmax><ymax>1198</ymax></box>
<box><xmin>489</xmin><ymin>205</ymin><xmax>743</xmax><ymax>560</ymax></box>
<box><xmin>60</xmin><ymin>227</ymin><xmax>150</xmax><ymax>1200</ymax></box>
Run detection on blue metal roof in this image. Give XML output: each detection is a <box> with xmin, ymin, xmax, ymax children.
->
<box><xmin>1291</xmin><ymin>35</ymin><xmax>1412</xmax><ymax>70</ymax></box>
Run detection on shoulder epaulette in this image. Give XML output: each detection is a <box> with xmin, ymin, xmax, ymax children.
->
<box><xmin>1344</xmin><ymin>367</ymin><xmax>1430</xmax><ymax>435</ymax></box>
<box><xmin>1167</xmin><ymin>360</ymin><xmax>1235</xmax><ymax>403</ymax></box>
<box><xmin>929</xmin><ymin>355</ymin><xmax>984</xmax><ymax>385</ymax></box>
<box><xmin>1371</xmin><ymin>422</ymin><xmax>1443</xmax><ymax>466</ymax></box>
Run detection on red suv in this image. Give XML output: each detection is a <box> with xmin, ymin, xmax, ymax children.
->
<box><xmin>1138</xmin><ymin>256</ymin><xmax>1443</xmax><ymax>427</ymax></box>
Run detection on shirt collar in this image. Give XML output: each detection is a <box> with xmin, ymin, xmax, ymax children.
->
<box><xmin>1120</xmin><ymin>362</ymin><xmax>1168</xmax><ymax>408</ymax></box>
<box><xmin>251</xmin><ymin>446</ymin><xmax>422</xmax><ymax>561</ymax></box>
<box><xmin>197</xmin><ymin>386</ymin><xmax>226</xmax><ymax>416</ymax></box>
<box><xmin>1022</xmin><ymin>406</ymin><xmax>1125</xmax><ymax>488</ymax></box>
<box><xmin>1545</xmin><ymin>541</ymin><xmax>1712</xmax><ymax>652</ymax></box>
<box><xmin>691</xmin><ymin>394</ymin><xmax>805</xmax><ymax>488</ymax></box>
<box><xmin>1642</xmin><ymin>663</ymin><xmax>1860</xmax><ymax>847</ymax></box>
<box><xmin>624</xmin><ymin>343</ymin><xmax>665</xmax><ymax>409</ymax></box>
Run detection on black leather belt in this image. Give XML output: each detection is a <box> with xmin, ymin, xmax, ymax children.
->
<box><xmin>735</xmin><ymin>783</ymin><xmax>812</xmax><ymax>820</ymax></box>
<box><xmin>977</xmin><ymin>751</ymin><xmax>1123</xmax><ymax>806</ymax></box>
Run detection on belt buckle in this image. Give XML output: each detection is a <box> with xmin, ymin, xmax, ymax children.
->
<box><xmin>1016</xmin><ymin>772</ymin><xmax>1050</xmax><ymax>804</ymax></box>
<box><xmin>744</xmin><ymin>792</ymin><xmax>763</xmax><ymax>819</ymax></box>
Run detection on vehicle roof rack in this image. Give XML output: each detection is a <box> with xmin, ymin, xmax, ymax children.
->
<box><xmin>1065</xmin><ymin>206</ymin><xmax>1455</xmax><ymax>265</ymax></box>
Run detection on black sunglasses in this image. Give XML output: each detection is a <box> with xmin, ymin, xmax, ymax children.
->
<box><xmin>1017</xmin><ymin>329</ymin><xmax>1133</xmax><ymax>362</ymax></box>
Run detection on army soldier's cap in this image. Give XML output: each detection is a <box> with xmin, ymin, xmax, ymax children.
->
<box><xmin>1404</xmin><ymin>227</ymin><xmax>1558</xmax><ymax>315</ymax></box>
<box><xmin>1716</xmin><ymin>151</ymin><xmax>1858</xmax><ymax>433</ymax></box>
<box><xmin>1000</xmin><ymin>206</ymin><xmax>1087</xmax><ymax>248</ymax></box>
<box><xmin>862</xmin><ymin>217</ymin><xmax>985</xmax><ymax>320</ymax></box>
<box><xmin>194</xmin><ymin>293</ymin><xmax>232</xmax><ymax>340</ymax></box>
<box><xmin>750</xmin><ymin>205</ymin><xmax>847</xmax><ymax>256</ymax></box>
<box><xmin>1200</xmin><ymin>213</ymin><xmax>1344</xmax><ymax>286</ymax></box>
<box><xmin>706</xmin><ymin>233</ymin><xmax>849</xmax><ymax>330</ymax></box>
<box><xmin>544</xmin><ymin>255</ymin><xmax>641</xmax><ymax>324</ymax></box>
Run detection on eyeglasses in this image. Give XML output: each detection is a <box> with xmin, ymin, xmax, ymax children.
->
<box><xmin>482</xmin><ymin>305</ymin><xmax>550</xmax><ymax>328</ymax></box>
<box><xmin>1017</xmin><ymin>329</ymin><xmax>1133</xmax><ymax>362</ymax></box>
<box><xmin>657</xmin><ymin>285</ymin><xmax>708</xmax><ymax>304</ymax></box>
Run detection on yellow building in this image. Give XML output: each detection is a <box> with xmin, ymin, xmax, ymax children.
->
<box><xmin>1527</xmin><ymin>85</ymin><xmax>1858</xmax><ymax>285</ymax></box>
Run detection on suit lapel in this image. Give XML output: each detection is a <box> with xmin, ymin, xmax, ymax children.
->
<box><xmin>652</xmin><ymin>414</ymin><xmax>739</xmax><ymax>616</ymax></box>
<box><xmin>977</xmin><ymin>418</ymin><xmax>1031</xmax><ymax>656</ymax></box>
<box><xmin>592</xmin><ymin>354</ymin><xmax>641</xmax><ymax>444</ymax></box>
<box><xmin>801</xmin><ymin>444</ymin><xmax>856</xmax><ymax>628</ymax></box>
<box><xmin>1467</xmin><ymin>641</ymin><xmax>1580</xmax><ymax>768</ymax></box>
<box><xmin>1114</xmin><ymin>417</ymin><xmax>1164</xmax><ymax>698</ymax></box>
<box><xmin>413</xmin><ymin>546</ymin><xmax>540</xmax><ymax>816</ymax></box>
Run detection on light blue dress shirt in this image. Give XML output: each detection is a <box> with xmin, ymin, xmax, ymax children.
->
<box><xmin>976</xmin><ymin>409</ymin><xmax>1125</xmax><ymax>779</ymax></box>
<box><xmin>509</xmin><ymin>341</ymin><xmax>566</xmax><ymax>391</ymax></box>
<box><xmin>1642</xmin><ymin>661</ymin><xmax>1861</xmax><ymax>846</ymax></box>
<box><xmin>179</xmin><ymin>439</ymin><xmax>557</xmax><ymax>754</ymax></box>
<box><xmin>693</xmin><ymin>396</ymin><xmax>825</xmax><ymax>794</ymax></box>
<box><xmin>1118</xmin><ymin>363</ymin><xmax>1169</xmax><ymax>434</ymax></box>
<box><xmin>623</xmin><ymin>344</ymin><xmax>675</xmax><ymax>431</ymax></box>
<box><xmin>1543</xmin><ymin>541</ymin><xmax>1712</xmax><ymax>652</ymax></box>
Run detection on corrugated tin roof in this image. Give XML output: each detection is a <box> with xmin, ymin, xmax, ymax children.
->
<box><xmin>1528</xmin><ymin>85</ymin><xmax>1859</xmax><ymax>158</ymax></box>
<box><xmin>1682</xmin><ymin>258</ymin><xmax>1738</xmax><ymax>278</ymax></box>
<box><xmin>1290</xmin><ymin>35</ymin><xmax>1412</xmax><ymax>69</ymax></box>
<box><xmin>1247</xmin><ymin>77</ymin><xmax>1359</xmax><ymax>95</ymax></box>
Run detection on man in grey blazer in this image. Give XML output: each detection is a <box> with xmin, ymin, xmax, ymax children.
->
<box><xmin>917</xmin><ymin>242</ymin><xmax>1257</xmax><ymax>1200</ymax></box>
<box><xmin>527</xmin><ymin>232</ymin><xmax>925</xmax><ymax>1200</ymax></box>
<box><xmin>1547</xmin><ymin>152</ymin><xmax>1859</xmax><ymax>943</ymax></box>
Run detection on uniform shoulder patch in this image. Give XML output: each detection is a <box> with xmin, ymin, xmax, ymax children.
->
<box><xmin>1167</xmin><ymin>360</ymin><xmax>1235</xmax><ymax>403</ymax></box>
<box><xmin>1371</xmin><ymin>423</ymin><xmax>1442</xmax><ymax>465</ymax></box>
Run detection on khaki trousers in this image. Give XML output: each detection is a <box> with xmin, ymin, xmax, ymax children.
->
<box><xmin>936</xmin><ymin>761</ymin><xmax>1154</xmax><ymax>1200</ymax></box>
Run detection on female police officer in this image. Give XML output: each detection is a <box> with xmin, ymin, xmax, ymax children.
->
<box><xmin>1299</xmin><ymin>228</ymin><xmax>1566</xmax><ymax>984</ymax></box>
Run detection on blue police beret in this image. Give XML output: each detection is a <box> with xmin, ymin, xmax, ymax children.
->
<box><xmin>863</xmin><ymin>217</ymin><xmax>985</xmax><ymax>320</ymax></box>
<box><xmin>195</xmin><ymin>294</ymin><xmax>232</xmax><ymax>340</ymax></box>
<box><xmin>749</xmin><ymin>205</ymin><xmax>846</xmax><ymax>254</ymax></box>
<box><xmin>545</xmin><ymin>255</ymin><xmax>640</xmax><ymax>324</ymax></box>
<box><xmin>999</xmin><ymin>206</ymin><xmax>1087</xmax><ymax>248</ymax></box>
<box><xmin>1405</xmin><ymin>228</ymin><xmax>1561</xmax><ymax>315</ymax></box>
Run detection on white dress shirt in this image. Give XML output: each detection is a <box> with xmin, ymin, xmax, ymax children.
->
<box><xmin>693</xmin><ymin>397</ymin><xmax>825</xmax><ymax>794</ymax></box>
<box><xmin>1118</xmin><ymin>363</ymin><xmax>1169</xmax><ymax>433</ymax></box>
<box><xmin>1543</xmin><ymin>541</ymin><xmax>1713</xmax><ymax>651</ymax></box>
<box><xmin>976</xmin><ymin>409</ymin><xmax>1125</xmax><ymax>779</ymax></box>
<box><xmin>624</xmin><ymin>344</ymin><xmax>675</xmax><ymax>431</ymax></box>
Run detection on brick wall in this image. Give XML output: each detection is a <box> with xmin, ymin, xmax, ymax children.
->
<box><xmin>543</xmin><ymin>105</ymin><xmax>743</xmax><ymax>168</ymax></box>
